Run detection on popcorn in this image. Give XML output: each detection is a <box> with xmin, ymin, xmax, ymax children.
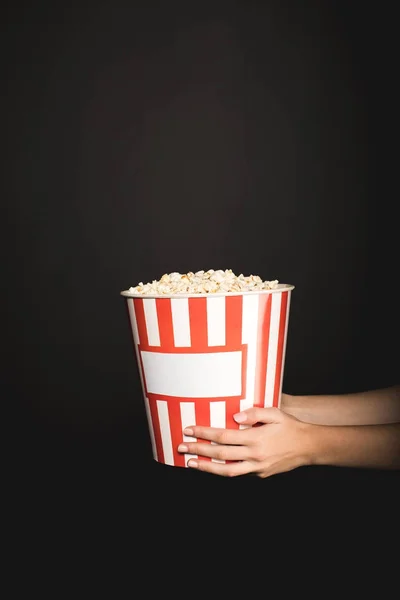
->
<box><xmin>127</xmin><ymin>269</ymin><xmax>279</xmax><ymax>295</ymax></box>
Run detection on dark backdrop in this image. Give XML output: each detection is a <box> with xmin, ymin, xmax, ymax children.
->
<box><xmin>4</xmin><ymin>0</ymin><xmax>399</xmax><ymax>533</ymax></box>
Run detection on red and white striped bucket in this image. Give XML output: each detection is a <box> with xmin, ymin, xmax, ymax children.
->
<box><xmin>121</xmin><ymin>284</ymin><xmax>294</xmax><ymax>468</ymax></box>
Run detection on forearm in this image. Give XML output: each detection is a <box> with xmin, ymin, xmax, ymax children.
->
<box><xmin>282</xmin><ymin>385</ymin><xmax>400</xmax><ymax>426</ymax></box>
<box><xmin>309</xmin><ymin>422</ymin><xmax>400</xmax><ymax>470</ymax></box>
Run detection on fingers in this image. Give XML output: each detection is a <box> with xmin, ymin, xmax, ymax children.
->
<box><xmin>182</xmin><ymin>425</ymin><xmax>251</xmax><ymax>446</ymax></box>
<box><xmin>233</xmin><ymin>406</ymin><xmax>283</xmax><ymax>426</ymax></box>
<box><xmin>178</xmin><ymin>441</ymin><xmax>250</xmax><ymax>462</ymax></box>
<box><xmin>186</xmin><ymin>458</ymin><xmax>253</xmax><ymax>477</ymax></box>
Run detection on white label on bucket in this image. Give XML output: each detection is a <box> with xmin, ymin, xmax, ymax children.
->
<box><xmin>264</xmin><ymin>292</ymin><xmax>282</xmax><ymax>407</ymax></box>
<box><xmin>141</xmin><ymin>351</ymin><xmax>242</xmax><ymax>398</ymax></box>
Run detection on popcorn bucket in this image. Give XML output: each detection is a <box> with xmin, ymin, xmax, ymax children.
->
<box><xmin>121</xmin><ymin>285</ymin><xmax>294</xmax><ymax>468</ymax></box>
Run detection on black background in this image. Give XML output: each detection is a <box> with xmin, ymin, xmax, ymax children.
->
<box><xmin>4</xmin><ymin>0</ymin><xmax>400</xmax><ymax>559</ymax></box>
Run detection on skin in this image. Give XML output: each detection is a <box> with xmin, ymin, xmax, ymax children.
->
<box><xmin>177</xmin><ymin>385</ymin><xmax>400</xmax><ymax>478</ymax></box>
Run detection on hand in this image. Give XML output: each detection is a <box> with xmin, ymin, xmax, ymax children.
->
<box><xmin>177</xmin><ymin>406</ymin><xmax>316</xmax><ymax>478</ymax></box>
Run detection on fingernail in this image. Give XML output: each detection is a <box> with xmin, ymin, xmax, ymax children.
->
<box><xmin>187</xmin><ymin>459</ymin><xmax>198</xmax><ymax>468</ymax></box>
<box><xmin>183</xmin><ymin>428</ymin><xmax>194</xmax><ymax>436</ymax></box>
<box><xmin>233</xmin><ymin>412</ymin><xmax>246</xmax><ymax>423</ymax></box>
<box><xmin>178</xmin><ymin>444</ymin><xmax>188</xmax><ymax>452</ymax></box>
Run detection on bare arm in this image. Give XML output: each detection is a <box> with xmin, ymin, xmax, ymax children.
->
<box><xmin>309</xmin><ymin>422</ymin><xmax>400</xmax><ymax>470</ymax></box>
<box><xmin>282</xmin><ymin>385</ymin><xmax>400</xmax><ymax>426</ymax></box>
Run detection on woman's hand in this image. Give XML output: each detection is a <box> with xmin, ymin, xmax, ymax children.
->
<box><xmin>177</xmin><ymin>406</ymin><xmax>316</xmax><ymax>478</ymax></box>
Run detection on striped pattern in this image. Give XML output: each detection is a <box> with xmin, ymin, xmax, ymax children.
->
<box><xmin>126</xmin><ymin>291</ymin><xmax>292</xmax><ymax>467</ymax></box>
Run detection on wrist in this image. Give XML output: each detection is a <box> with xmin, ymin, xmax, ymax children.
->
<box><xmin>300</xmin><ymin>421</ymin><xmax>325</xmax><ymax>467</ymax></box>
<box><xmin>305</xmin><ymin>423</ymin><xmax>329</xmax><ymax>466</ymax></box>
<box><xmin>307</xmin><ymin>424</ymin><xmax>346</xmax><ymax>467</ymax></box>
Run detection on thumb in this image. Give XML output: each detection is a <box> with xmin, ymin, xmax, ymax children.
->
<box><xmin>233</xmin><ymin>406</ymin><xmax>283</xmax><ymax>426</ymax></box>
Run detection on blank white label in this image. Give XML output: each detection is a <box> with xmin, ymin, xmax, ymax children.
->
<box><xmin>141</xmin><ymin>351</ymin><xmax>242</xmax><ymax>398</ymax></box>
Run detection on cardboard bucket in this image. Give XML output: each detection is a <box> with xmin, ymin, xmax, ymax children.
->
<box><xmin>121</xmin><ymin>284</ymin><xmax>294</xmax><ymax>467</ymax></box>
